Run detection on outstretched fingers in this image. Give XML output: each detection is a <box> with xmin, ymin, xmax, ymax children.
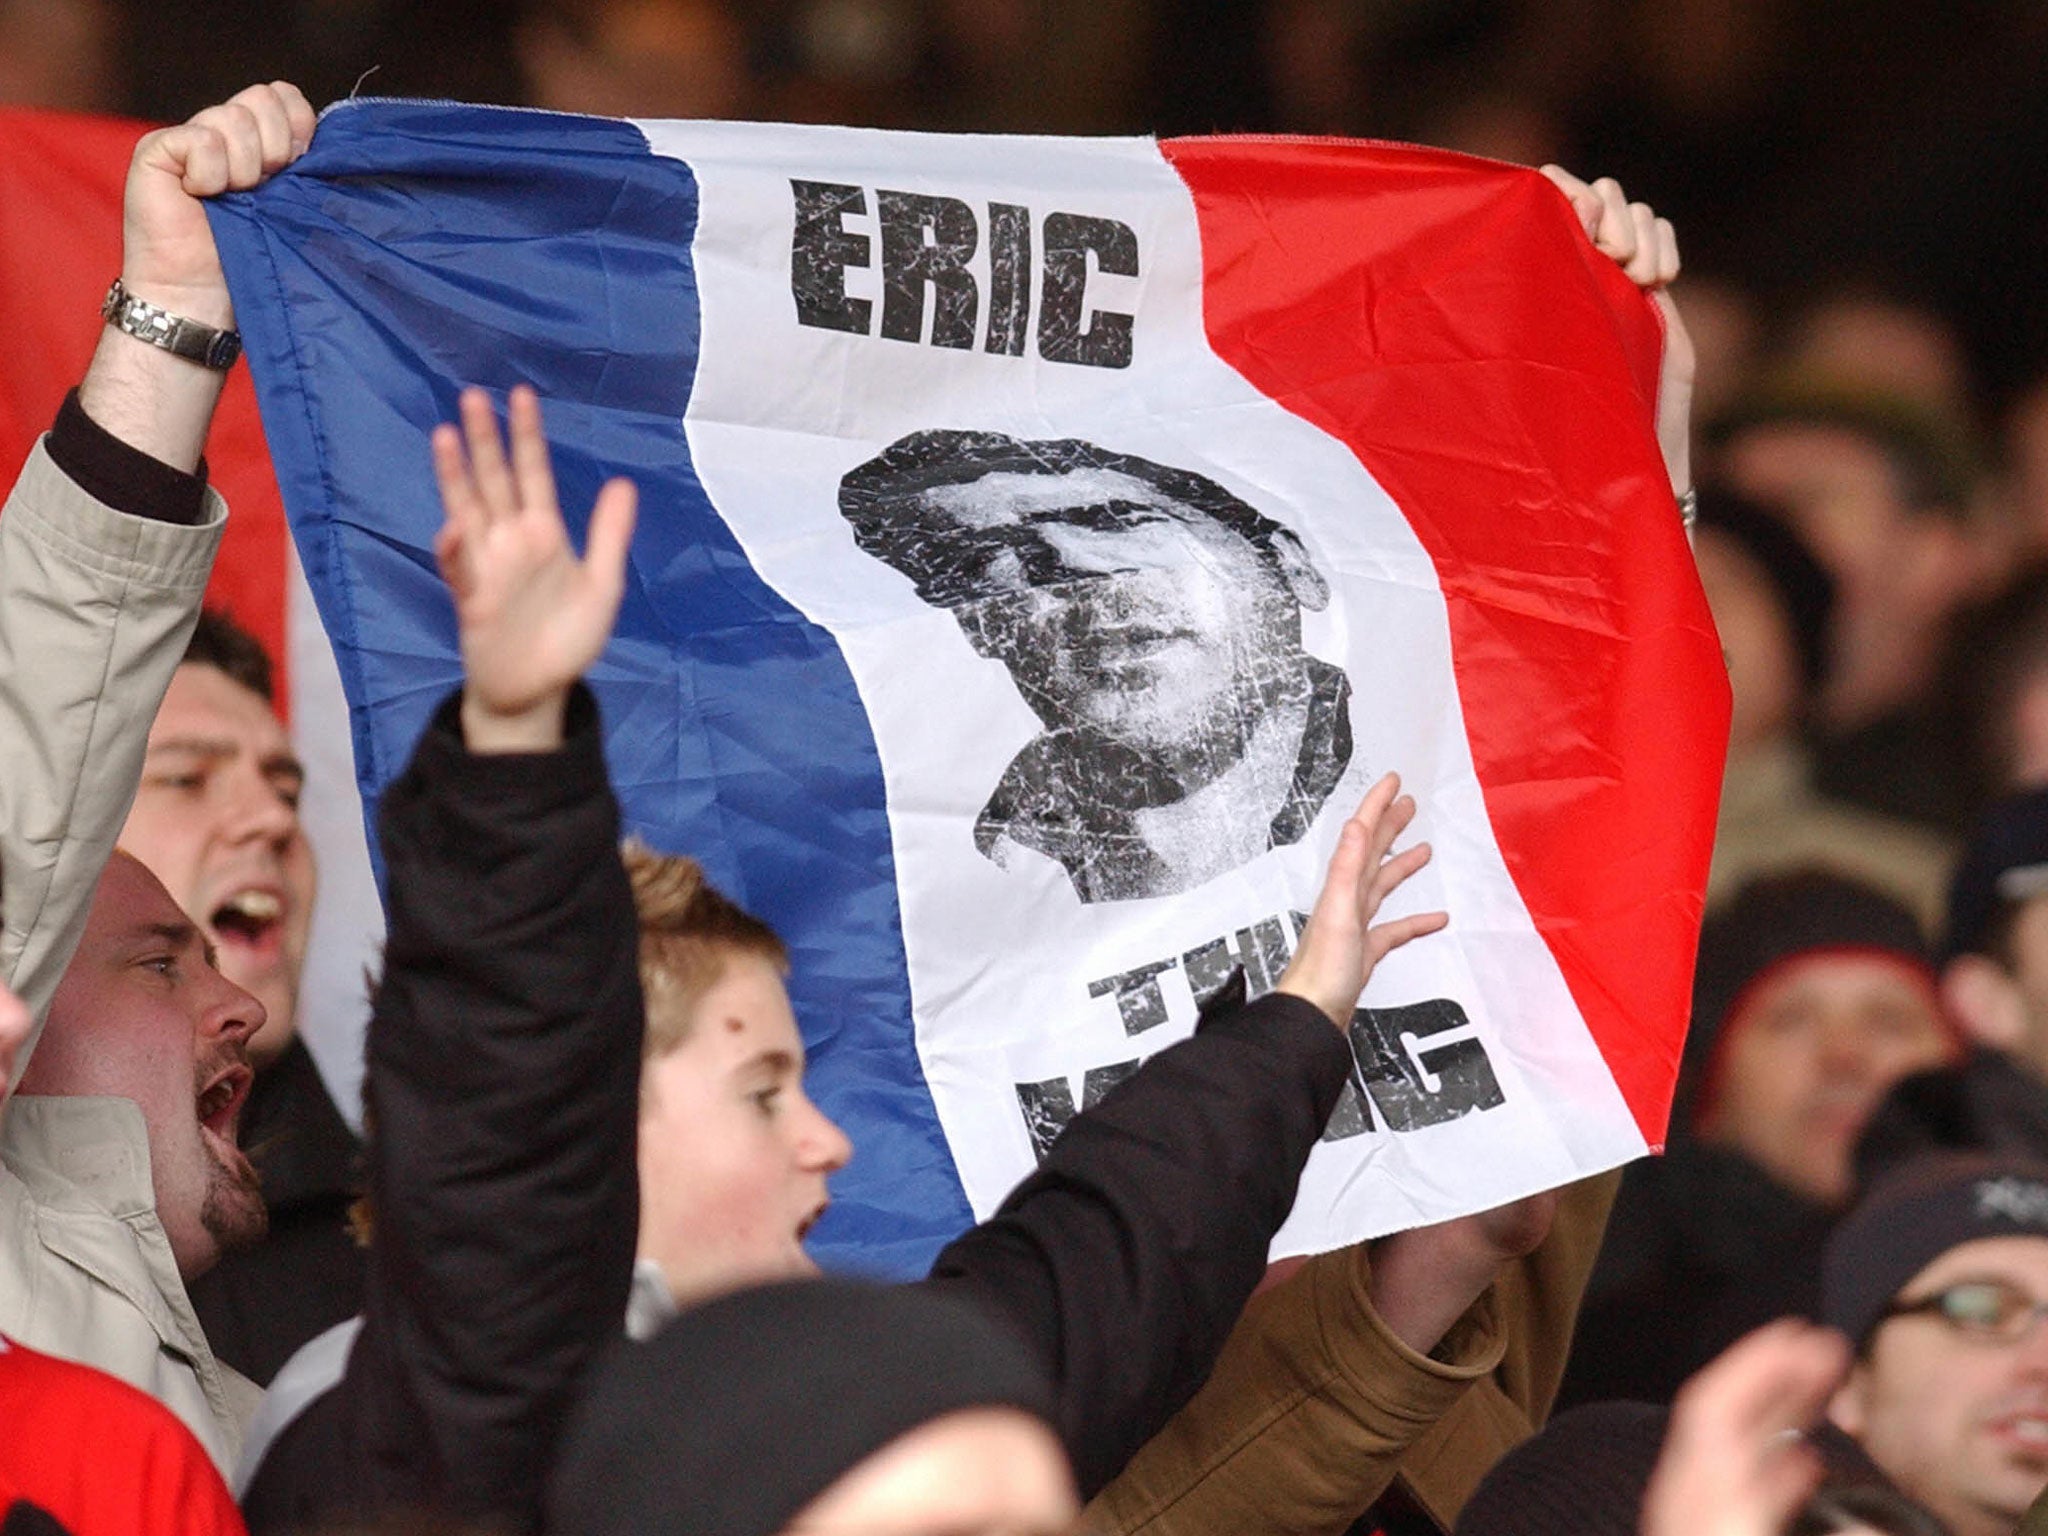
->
<box><xmin>1278</xmin><ymin>773</ymin><xmax>1446</xmax><ymax>1027</ymax></box>
<box><xmin>458</xmin><ymin>386</ymin><xmax>519</xmax><ymax>524</ymax></box>
<box><xmin>1365</xmin><ymin>904</ymin><xmax>1449</xmax><ymax>970</ymax></box>
<box><xmin>585</xmin><ymin>478</ymin><xmax>639</xmax><ymax>593</ymax></box>
<box><xmin>1365</xmin><ymin>836</ymin><xmax>1431</xmax><ymax>914</ymax></box>
<box><xmin>1362</xmin><ymin>832</ymin><xmax>1444</xmax><ymax>963</ymax></box>
<box><xmin>1360</xmin><ymin>788</ymin><xmax>1417</xmax><ymax>874</ymax></box>
<box><xmin>431</xmin><ymin>421</ymin><xmax>482</xmax><ymax>597</ymax></box>
<box><xmin>1312</xmin><ymin>773</ymin><xmax>1399</xmax><ymax>911</ymax></box>
<box><xmin>506</xmin><ymin>384</ymin><xmax>561</xmax><ymax>524</ymax></box>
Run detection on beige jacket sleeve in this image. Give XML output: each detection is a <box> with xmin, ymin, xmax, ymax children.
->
<box><xmin>0</xmin><ymin>437</ymin><xmax>225</xmax><ymax>1080</ymax></box>
<box><xmin>1086</xmin><ymin>1171</ymin><xmax>1620</xmax><ymax>1536</ymax></box>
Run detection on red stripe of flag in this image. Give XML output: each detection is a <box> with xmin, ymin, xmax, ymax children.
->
<box><xmin>1163</xmin><ymin>137</ymin><xmax>1728</xmax><ymax>1144</ymax></box>
<box><xmin>0</xmin><ymin>107</ymin><xmax>293</xmax><ymax>715</ymax></box>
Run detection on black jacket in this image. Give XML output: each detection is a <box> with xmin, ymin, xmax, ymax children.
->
<box><xmin>928</xmin><ymin>974</ymin><xmax>1354</xmax><ymax>1497</ymax></box>
<box><xmin>1559</xmin><ymin>1140</ymin><xmax>1832</xmax><ymax>1409</ymax></box>
<box><xmin>241</xmin><ymin>686</ymin><xmax>642</xmax><ymax>1535</ymax></box>
<box><xmin>188</xmin><ymin>1036</ymin><xmax>368</xmax><ymax>1386</ymax></box>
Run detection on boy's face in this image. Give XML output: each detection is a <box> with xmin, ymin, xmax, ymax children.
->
<box><xmin>637</xmin><ymin>953</ymin><xmax>853</xmax><ymax>1306</ymax></box>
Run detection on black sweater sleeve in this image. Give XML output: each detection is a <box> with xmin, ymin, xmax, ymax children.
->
<box><xmin>923</xmin><ymin>979</ymin><xmax>1353</xmax><ymax>1498</ymax></box>
<box><xmin>45</xmin><ymin>389</ymin><xmax>211</xmax><ymax>525</ymax></box>
<box><xmin>242</xmin><ymin>685</ymin><xmax>643</xmax><ymax>1534</ymax></box>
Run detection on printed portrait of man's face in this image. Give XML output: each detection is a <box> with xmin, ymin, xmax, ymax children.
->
<box><xmin>840</xmin><ymin>431</ymin><xmax>1353</xmax><ymax>904</ymax></box>
<box><xmin>914</xmin><ymin>462</ymin><xmax>1311</xmax><ymax>752</ymax></box>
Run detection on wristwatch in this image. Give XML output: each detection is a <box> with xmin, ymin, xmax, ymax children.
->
<box><xmin>100</xmin><ymin>279</ymin><xmax>242</xmax><ymax>370</ymax></box>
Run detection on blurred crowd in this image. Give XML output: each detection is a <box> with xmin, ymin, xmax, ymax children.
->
<box><xmin>5</xmin><ymin>0</ymin><xmax>2048</xmax><ymax>404</ymax></box>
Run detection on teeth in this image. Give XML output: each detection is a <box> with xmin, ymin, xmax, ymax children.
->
<box><xmin>198</xmin><ymin>1078</ymin><xmax>240</xmax><ymax>1127</ymax></box>
<box><xmin>223</xmin><ymin>890</ymin><xmax>282</xmax><ymax>922</ymax></box>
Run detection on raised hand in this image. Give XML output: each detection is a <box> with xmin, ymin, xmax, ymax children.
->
<box><xmin>1275</xmin><ymin>773</ymin><xmax>1447</xmax><ymax>1030</ymax></box>
<box><xmin>1641</xmin><ymin>1320</ymin><xmax>1851</xmax><ymax>1536</ymax></box>
<box><xmin>432</xmin><ymin>385</ymin><xmax>638</xmax><ymax>753</ymax></box>
<box><xmin>1538</xmin><ymin>164</ymin><xmax>1694</xmax><ymax>499</ymax></box>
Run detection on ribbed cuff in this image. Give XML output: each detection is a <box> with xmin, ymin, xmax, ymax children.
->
<box><xmin>47</xmin><ymin>388</ymin><xmax>211</xmax><ymax>526</ymax></box>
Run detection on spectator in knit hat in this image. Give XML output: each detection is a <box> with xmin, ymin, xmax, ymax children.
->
<box><xmin>1697</xmin><ymin>484</ymin><xmax>1955</xmax><ymax>930</ymax></box>
<box><xmin>1458</xmin><ymin>1321</ymin><xmax>1944</xmax><ymax>1536</ymax></box>
<box><xmin>547</xmin><ymin>1278</ymin><xmax>1075</xmax><ymax>1536</ymax></box>
<box><xmin>1860</xmin><ymin>789</ymin><xmax>2048</xmax><ymax>1177</ymax></box>
<box><xmin>1561</xmin><ymin>870</ymin><xmax>1958</xmax><ymax>1407</ymax></box>
<box><xmin>1821</xmin><ymin>1154</ymin><xmax>2048</xmax><ymax>1536</ymax></box>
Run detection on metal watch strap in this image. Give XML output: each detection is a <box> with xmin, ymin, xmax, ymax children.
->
<box><xmin>101</xmin><ymin>279</ymin><xmax>242</xmax><ymax>370</ymax></box>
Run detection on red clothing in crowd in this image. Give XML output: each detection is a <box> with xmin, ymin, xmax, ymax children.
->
<box><xmin>0</xmin><ymin>1337</ymin><xmax>245</xmax><ymax>1535</ymax></box>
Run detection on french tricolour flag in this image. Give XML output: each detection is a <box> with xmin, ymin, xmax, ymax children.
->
<box><xmin>185</xmin><ymin>100</ymin><xmax>1720</xmax><ymax>1275</ymax></box>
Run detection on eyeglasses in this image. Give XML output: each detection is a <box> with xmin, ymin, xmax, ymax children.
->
<box><xmin>1882</xmin><ymin>1279</ymin><xmax>2048</xmax><ymax>1342</ymax></box>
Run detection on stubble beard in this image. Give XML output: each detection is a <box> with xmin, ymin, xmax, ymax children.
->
<box><xmin>201</xmin><ymin>1147</ymin><xmax>269</xmax><ymax>1255</ymax></box>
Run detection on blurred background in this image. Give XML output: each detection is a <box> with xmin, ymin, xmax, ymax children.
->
<box><xmin>7</xmin><ymin>0</ymin><xmax>2048</xmax><ymax>862</ymax></box>
<box><xmin>6</xmin><ymin>0</ymin><xmax>2040</xmax><ymax>459</ymax></box>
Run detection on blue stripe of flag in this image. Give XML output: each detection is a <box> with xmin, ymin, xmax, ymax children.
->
<box><xmin>208</xmin><ymin>98</ymin><xmax>974</xmax><ymax>1277</ymax></box>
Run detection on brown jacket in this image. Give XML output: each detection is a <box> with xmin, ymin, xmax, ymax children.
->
<box><xmin>1087</xmin><ymin>1172</ymin><xmax>1618</xmax><ymax>1536</ymax></box>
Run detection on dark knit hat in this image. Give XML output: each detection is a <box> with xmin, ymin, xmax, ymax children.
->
<box><xmin>1683</xmin><ymin>870</ymin><xmax>1935</xmax><ymax>1131</ymax></box>
<box><xmin>1822</xmin><ymin>1152</ymin><xmax>2048</xmax><ymax>1347</ymax></box>
<box><xmin>1942</xmin><ymin>788</ymin><xmax>2048</xmax><ymax>964</ymax></box>
<box><xmin>1454</xmin><ymin>1402</ymin><xmax>1667</xmax><ymax>1536</ymax></box>
<box><xmin>1454</xmin><ymin>1403</ymin><xmax>1890</xmax><ymax>1536</ymax></box>
<box><xmin>545</xmin><ymin>1279</ymin><xmax>1058</xmax><ymax>1536</ymax></box>
<box><xmin>1694</xmin><ymin>483</ymin><xmax>1837</xmax><ymax>696</ymax></box>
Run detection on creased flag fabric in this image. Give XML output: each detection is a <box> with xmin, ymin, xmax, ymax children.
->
<box><xmin>206</xmin><ymin>99</ymin><xmax>1728</xmax><ymax>1278</ymax></box>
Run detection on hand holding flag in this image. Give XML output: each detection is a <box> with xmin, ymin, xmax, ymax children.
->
<box><xmin>82</xmin><ymin>81</ymin><xmax>315</xmax><ymax>479</ymax></box>
<box><xmin>120</xmin><ymin>81</ymin><xmax>315</xmax><ymax>330</ymax></box>
<box><xmin>1540</xmin><ymin>164</ymin><xmax>1695</xmax><ymax>495</ymax></box>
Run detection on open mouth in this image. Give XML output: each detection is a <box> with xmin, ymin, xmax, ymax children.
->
<box><xmin>209</xmin><ymin>888</ymin><xmax>285</xmax><ymax>960</ymax></box>
<box><xmin>196</xmin><ymin>1063</ymin><xmax>254</xmax><ymax>1145</ymax></box>
<box><xmin>795</xmin><ymin>1203</ymin><xmax>828</xmax><ymax>1243</ymax></box>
